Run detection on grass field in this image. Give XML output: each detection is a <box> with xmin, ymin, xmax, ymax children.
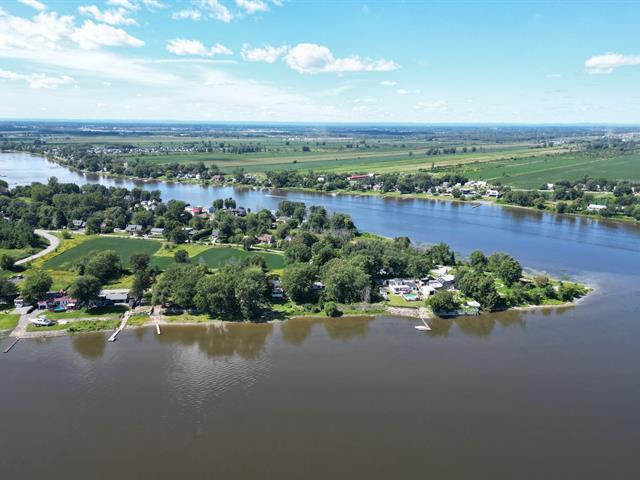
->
<box><xmin>190</xmin><ymin>247</ymin><xmax>284</xmax><ymax>270</ymax></box>
<box><xmin>43</xmin><ymin>237</ymin><xmax>162</xmax><ymax>270</ymax></box>
<box><xmin>438</xmin><ymin>152</ymin><xmax>640</xmax><ymax>189</ymax></box>
<box><xmin>41</xmin><ymin>236</ymin><xmax>284</xmax><ymax>274</ymax></box>
<box><xmin>0</xmin><ymin>312</ymin><xmax>20</xmax><ymax>330</ymax></box>
<box><xmin>43</xmin><ymin>305</ymin><xmax>128</xmax><ymax>320</ymax></box>
<box><xmin>132</xmin><ymin>144</ymin><xmax>564</xmax><ymax>175</ymax></box>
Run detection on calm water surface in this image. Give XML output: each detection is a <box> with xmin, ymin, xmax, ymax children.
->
<box><xmin>1</xmin><ymin>151</ymin><xmax>640</xmax><ymax>479</ymax></box>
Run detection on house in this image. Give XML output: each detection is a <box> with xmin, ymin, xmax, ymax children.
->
<box><xmin>97</xmin><ymin>289</ymin><xmax>130</xmax><ymax>305</ymax></box>
<box><xmin>210</xmin><ymin>229</ymin><xmax>219</xmax><ymax>243</ymax></box>
<box><xmin>13</xmin><ymin>297</ymin><xmax>29</xmax><ymax>308</ymax></box>
<box><xmin>486</xmin><ymin>189</ymin><xmax>501</xmax><ymax>198</ymax></box>
<box><xmin>258</xmin><ymin>233</ymin><xmax>274</xmax><ymax>245</ymax></box>
<box><xmin>421</xmin><ymin>284</ymin><xmax>437</xmax><ymax>297</ymax></box>
<box><xmin>587</xmin><ymin>204</ymin><xmax>607</xmax><ymax>212</ymax></box>
<box><xmin>348</xmin><ymin>173</ymin><xmax>373</xmax><ymax>182</ymax></box>
<box><xmin>388</xmin><ymin>279</ymin><xmax>413</xmax><ymax>295</ymax></box>
<box><xmin>125</xmin><ymin>224</ymin><xmax>143</xmax><ymax>235</ymax></box>
<box><xmin>311</xmin><ymin>281</ymin><xmax>325</xmax><ymax>291</ymax></box>
<box><xmin>271</xmin><ymin>280</ymin><xmax>284</xmax><ymax>299</ymax></box>
<box><xmin>438</xmin><ymin>274</ymin><xmax>456</xmax><ymax>289</ymax></box>
<box><xmin>150</xmin><ymin>227</ymin><xmax>165</xmax><ymax>236</ymax></box>
<box><xmin>70</xmin><ymin>219</ymin><xmax>85</xmax><ymax>230</ymax></box>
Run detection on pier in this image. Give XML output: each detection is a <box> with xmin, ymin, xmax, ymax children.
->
<box><xmin>3</xmin><ymin>337</ymin><xmax>20</xmax><ymax>354</ymax></box>
<box><xmin>108</xmin><ymin>311</ymin><xmax>131</xmax><ymax>342</ymax></box>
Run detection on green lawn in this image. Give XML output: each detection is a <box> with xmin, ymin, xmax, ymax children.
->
<box><xmin>386</xmin><ymin>294</ymin><xmax>422</xmax><ymax>309</ymax></box>
<box><xmin>27</xmin><ymin>319</ymin><xmax>120</xmax><ymax>333</ymax></box>
<box><xmin>190</xmin><ymin>247</ymin><xmax>285</xmax><ymax>270</ymax></box>
<box><xmin>438</xmin><ymin>152</ymin><xmax>640</xmax><ymax>189</ymax></box>
<box><xmin>0</xmin><ymin>313</ymin><xmax>20</xmax><ymax>330</ymax></box>
<box><xmin>42</xmin><ymin>305</ymin><xmax>128</xmax><ymax>320</ymax></box>
<box><xmin>43</xmin><ymin>237</ymin><xmax>162</xmax><ymax>270</ymax></box>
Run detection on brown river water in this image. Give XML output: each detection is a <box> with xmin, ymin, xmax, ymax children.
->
<box><xmin>1</xmin><ymin>152</ymin><xmax>640</xmax><ymax>479</ymax></box>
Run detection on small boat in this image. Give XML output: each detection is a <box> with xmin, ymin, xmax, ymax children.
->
<box><xmin>30</xmin><ymin>316</ymin><xmax>56</xmax><ymax>327</ymax></box>
<box><xmin>414</xmin><ymin>316</ymin><xmax>431</xmax><ymax>331</ymax></box>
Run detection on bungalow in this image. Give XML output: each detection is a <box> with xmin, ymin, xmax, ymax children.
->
<box><xmin>13</xmin><ymin>296</ymin><xmax>29</xmax><ymax>308</ymax></box>
<box><xmin>438</xmin><ymin>274</ymin><xmax>456</xmax><ymax>289</ymax></box>
<box><xmin>70</xmin><ymin>219</ymin><xmax>86</xmax><ymax>230</ymax></box>
<box><xmin>271</xmin><ymin>280</ymin><xmax>284</xmax><ymax>299</ymax></box>
<box><xmin>150</xmin><ymin>227</ymin><xmax>165</xmax><ymax>236</ymax></box>
<box><xmin>388</xmin><ymin>279</ymin><xmax>413</xmax><ymax>295</ymax></box>
<box><xmin>96</xmin><ymin>289</ymin><xmax>130</xmax><ymax>306</ymax></box>
<box><xmin>258</xmin><ymin>233</ymin><xmax>275</xmax><ymax>245</ymax></box>
<box><xmin>125</xmin><ymin>224</ymin><xmax>143</xmax><ymax>235</ymax></box>
<box><xmin>587</xmin><ymin>204</ymin><xmax>607</xmax><ymax>212</ymax></box>
<box><xmin>486</xmin><ymin>189</ymin><xmax>501</xmax><ymax>198</ymax></box>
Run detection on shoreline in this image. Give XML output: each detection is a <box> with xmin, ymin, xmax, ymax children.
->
<box><xmin>31</xmin><ymin>152</ymin><xmax>638</xmax><ymax>227</ymax></box>
<box><xmin>7</xmin><ymin>295</ymin><xmax>588</xmax><ymax>340</ymax></box>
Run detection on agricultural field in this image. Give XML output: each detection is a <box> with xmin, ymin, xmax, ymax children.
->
<box><xmin>436</xmin><ymin>152</ymin><xmax>640</xmax><ymax>189</ymax></box>
<box><xmin>132</xmin><ymin>143</ymin><xmax>563</xmax><ymax>175</ymax></box>
<box><xmin>36</xmin><ymin>236</ymin><xmax>284</xmax><ymax>291</ymax></box>
<box><xmin>43</xmin><ymin>237</ymin><xmax>162</xmax><ymax>270</ymax></box>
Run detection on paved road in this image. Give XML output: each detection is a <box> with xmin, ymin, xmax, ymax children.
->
<box><xmin>15</xmin><ymin>230</ymin><xmax>60</xmax><ymax>266</ymax></box>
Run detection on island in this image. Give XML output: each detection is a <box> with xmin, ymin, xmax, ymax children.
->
<box><xmin>0</xmin><ymin>179</ymin><xmax>590</xmax><ymax>338</ymax></box>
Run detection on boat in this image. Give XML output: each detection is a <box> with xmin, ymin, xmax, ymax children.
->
<box><xmin>30</xmin><ymin>316</ymin><xmax>56</xmax><ymax>327</ymax></box>
<box><xmin>414</xmin><ymin>316</ymin><xmax>431</xmax><ymax>331</ymax></box>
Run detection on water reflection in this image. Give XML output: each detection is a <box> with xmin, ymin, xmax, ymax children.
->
<box><xmin>155</xmin><ymin>323</ymin><xmax>273</xmax><ymax>359</ymax></box>
<box><xmin>280</xmin><ymin>317</ymin><xmax>320</xmax><ymax>346</ymax></box>
<box><xmin>72</xmin><ymin>332</ymin><xmax>107</xmax><ymax>359</ymax></box>
<box><xmin>323</xmin><ymin>316</ymin><xmax>375</xmax><ymax>341</ymax></box>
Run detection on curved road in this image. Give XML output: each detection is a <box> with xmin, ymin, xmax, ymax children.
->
<box><xmin>15</xmin><ymin>230</ymin><xmax>60</xmax><ymax>266</ymax></box>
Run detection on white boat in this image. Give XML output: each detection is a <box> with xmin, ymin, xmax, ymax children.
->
<box><xmin>30</xmin><ymin>316</ymin><xmax>56</xmax><ymax>327</ymax></box>
<box><xmin>414</xmin><ymin>316</ymin><xmax>431</xmax><ymax>331</ymax></box>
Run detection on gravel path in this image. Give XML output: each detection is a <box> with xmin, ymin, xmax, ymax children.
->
<box><xmin>15</xmin><ymin>230</ymin><xmax>60</xmax><ymax>265</ymax></box>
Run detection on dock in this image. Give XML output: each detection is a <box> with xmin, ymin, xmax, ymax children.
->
<box><xmin>108</xmin><ymin>311</ymin><xmax>131</xmax><ymax>342</ymax></box>
<box><xmin>415</xmin><ymin>313</ymin><xmax>431</xmax><ymax>331</ymax></box>
<box><xmin>3</xmin><ymin>337</ymin><xmax>20</xmax><ymax>354</ymax></box>
<box><xmin>155</xmin><ymin>322</ymin><xmax>161</xmax><ymax>335</ymax></box>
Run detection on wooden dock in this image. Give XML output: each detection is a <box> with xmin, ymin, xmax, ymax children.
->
<box><xmin>108</xmin><ymin>311</ymin><xmax>131</xmax><ymax>342</ymax></box>
<box><xmin>155</xmin><ymin>322</ymin><xmax>161</xmax><ymax>335</ymax></box>
<box><xmin>3</xmin><ymin>337</ymin><xmax>20</xmax><ymax>354</ymax></box>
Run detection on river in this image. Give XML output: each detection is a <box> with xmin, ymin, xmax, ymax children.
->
<box><xmin>1</xmin><ymin>151</ymin><xmax>639</xmax><ymax>479</ymax></box>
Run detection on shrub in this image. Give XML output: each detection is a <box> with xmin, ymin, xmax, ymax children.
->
<box><xmin>324</xmin><ymin>301</ymin><xmax>341</xmax><ymax>317</ymax></box>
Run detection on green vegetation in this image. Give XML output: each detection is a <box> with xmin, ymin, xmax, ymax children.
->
<box><xmin>43</xmin><ymin>305</ymin><xmax>127</xmax><ymax>320</ymax></box>
<box><xmin>43</xmin><ymin>237</ymin><xmax>161</xmax><ymax>270</ymax></box>
<box><xmin>438</xmin><ymin>152</ymin><xmax>640</xmax><ymax>189</ymax></box>
<box><xmin>0</xmin><ymin>312</ymin><xmax>19</xmax><ymax>330</ymax></box>
<box><xmin>27</xmin><ymin>319</ymin><xmax>120</xmax><ymax>333</ymax></box>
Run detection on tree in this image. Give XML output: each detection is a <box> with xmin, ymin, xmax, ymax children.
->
<box><xmin>0</xmin><ymin>277</ymin><xmax>18</xmax><ymax>301</ymax></box>
<box><xmin>84</xmin><ymin>250</ymin><xmax>121</xmax><ymax>283</ymax></box>
<box><xmin>242</xmin><ymin>236</ymin><xmax>256</xmax><ymax>251</ymax></box>
<box><xmin>235</xmin><ymin>267</ymin><xmax>270</xmax><ymax>319</ymax></box>
<box><xmin>427</xmin><ymin>290</ymin><xmax>460</xmax><ymax>315</ymax></box>
<box><xmin>0</xmin><ymin>254</ymin><xmax>15</xmax><ymax>271</ymax></box>
<box><xmin>130</xmin><ymin>253</ymin><xmax>150</xmax><ymax>274</ymax></box>
<box><xmin>430</xmin><ymin>243</ymin><xmax>456</xmax><ymax>266</ymax></box>
<box><xmin>321</xmin><ymin>260</ymin><xmax>370</xmax><ymax>304</ymax></box>
<box><xmin>22</xmin><ymin>270</ymin><xmax>53</xmax><ymax>304</ymax></box>
<box><xmin>194</xmin><ymin>267</ymin><xmax>238</xmax><ymax>318</ymax></box>
<box><xmin>131</xmin><ymin>271</ymin><xmax>151</xmax><ymax>299</ymax></box>
<box><xmin>174</xmin><ymin>249</ymin><xmax>190</xmax><ymax>263</ymax></box>
<box><xmin>488</xmin><ymin>253</ymin><xmax>522</xmax><ymax>286</ymax></box>
<box><xmin>284</xmin><ymin>243</ymin><xmax>312</xmax><ymax>264</ymax></box>
<box><xmin>282</xmin><ymin>262</ymin><xmax>316</xmax><ymax>303</ymax></box>
<box><xmin>324</xmin><ymin>301</ymin><xmax>341</xmax><ymax>317</ymax></box>
<box><xmin>68</xmin><ymin>275</ymin><xmax>102</xmax><ymax>308</ymax></box>
<box><xmin>469</xmin><ymin>250</ymin><xmax>487</xmax><ymax>271</ymax></box>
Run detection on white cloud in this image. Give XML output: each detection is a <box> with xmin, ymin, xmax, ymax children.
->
<box><xmin>241</xmin><ymin>44</ymin><xmax>288</xmax><ymax>63</ymax></box>
<box><xmin>396</xmin><ymin>88</ymin><xmax>409</xmax><ymax>95</ymax></box>
<box><xmin>0</xmin><ymin>11</ymin><xmax>75</xmax><ymax>50</ymax></box>
<box><xmin>584</xmin><ymin>53</ymin><xmax>640</xmax><ymax>74</ymax></box>
<box><xmin>380</xmin><ymin>80</ymin><xmax>396</xmax><ymax>86</ymax></box>
<box><xmin>415</xmin><ymin>100</ymin><xmax>446</xmax><ymax>110</ymax></box>
<box><xmin>284</xmin><ymin>43</ymin><xmax>398</xmax><ymax>74</ymax></box>
<box><xmin>70</xmin><ymin>20</ymin><xmax>144</xmax><ymax>49</ymax></box>
<box><xmin>172</xmin><ymin>9</ymin><xmax>202</xmax><ymax>20</ymax></box>
<box><xmin>166</xmin><ymin>38</ymin><xmax>232</xmax><ymax>57</ymax></box>
<box><xmin>107</xmin><ymin>0</ymin><xmax>137</xmax><ymax>9</ymax></box>
<box><xmin>78</xmin><ymin>5</ymin><xmax>137</xmax><ymax>26</ymax></box>
<box><xmin>198</xmin><ymin>0</ymin><xmax>233</xmax><ymax>22</ymax></box>
<box><xmin>17</xmin><ymin>0</ymin><xmax>47</xmax><ymax>11</ymax></box>
<box><xmin>235</xmin><ymin>0</ymin><xmax>268</xmax><ymax>14</ymax></box>
<box><xmin>0</xmin><ymin>68</ymin><xmax>74</xmax><ymax>89</ymax></box>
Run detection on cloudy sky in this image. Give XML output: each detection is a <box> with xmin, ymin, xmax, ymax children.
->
<box><xmin>1</xmin><ymin>0</ymin><xmax>639</xmax><ymax>123</ymax></box>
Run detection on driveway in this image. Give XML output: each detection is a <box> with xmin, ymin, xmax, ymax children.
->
<box><xmin>15</xmin><ymin>230</ymin><xmax>60</xmax><ymax>266</ymax></box>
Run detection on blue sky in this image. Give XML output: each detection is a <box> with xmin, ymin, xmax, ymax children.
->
<box><xmin>1</xmin><ymin>0</ymin><xmax>639</xmax><ymax>123</ymax></box>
